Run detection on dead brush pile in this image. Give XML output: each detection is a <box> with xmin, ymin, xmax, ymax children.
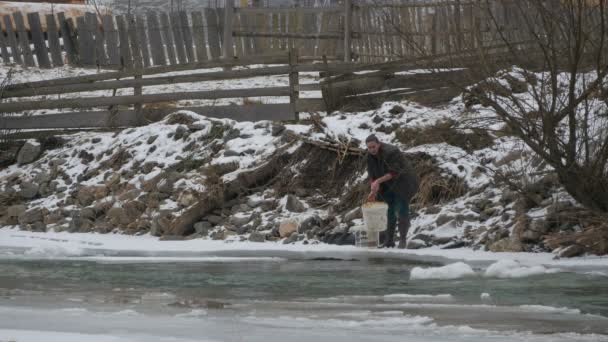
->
<box><xmin>272</xmin><ymin>143</ymin><xmax>366</xmax><ymax>206</ymax></box>
<box><xmin>544</xmin><ymin>208</ymin><xmax>608</xmax><ymax>256</ymax></box>
<box><xmin>395</xmin><ymin>119</ymin><xmax>494</xmax><ymax>153</ymax></box>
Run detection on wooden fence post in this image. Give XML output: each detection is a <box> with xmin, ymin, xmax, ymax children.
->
<box><xmin>344</xmin><ymin>0</ymin><xmax>352</xmax><ymax>62</ymax></box>
<box><xmin>223</xmin><ymin>0</ymin><xmax>235</xmax><ymax>59</ymax></box>
<box><xmin>289</xmin><ymin>49</ymin><xmax>299</xmax><ymax>121</ymax></box>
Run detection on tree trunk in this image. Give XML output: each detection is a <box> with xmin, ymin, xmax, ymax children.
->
<box><xmin>558</xmin><ymin>166</ymin><xmax>608</xmax><ymax>213</ymax></box>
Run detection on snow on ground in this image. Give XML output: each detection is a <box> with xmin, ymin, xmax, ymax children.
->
<box><xmin>1</xmin><ymin>228</ymin><xmax>608</xmax><ymax>275</ymax></box>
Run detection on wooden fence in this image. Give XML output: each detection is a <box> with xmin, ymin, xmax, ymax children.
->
<box><xmin>0</xmin><ymin>52</ymin><xmax>338</xmax><ymax>130</ymax></box>
<box><xmin>0</xmin><ymin>0</ymin><xmax>523</xmax><ymax>69</ymax></box>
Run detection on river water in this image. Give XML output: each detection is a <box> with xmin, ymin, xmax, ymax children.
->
<box><xmin>0</xmin><ymin>255</ymin><xmax>607</xmax><ymax>341</ymax></box>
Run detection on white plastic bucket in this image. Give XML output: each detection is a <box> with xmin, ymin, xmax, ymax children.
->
<box><xmin>352</xmin><ymin>225</ymin><xmax>380</xmax><ymax>248</ymax></box>
<box><xmin>361</xmin><ymin>201</ymin><xmax>388</xmax><ymax>232</ymax></box>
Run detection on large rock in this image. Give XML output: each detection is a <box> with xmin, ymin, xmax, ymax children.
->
<box><xmin>151</xmin><ymin>212</ymin><xmax>173</xmax><ymax>236</ymax></box>
<box><xmin>194</xmin><ymin>221</ymin><xmax>212</xmax><ymax>235</ymax></box>
<box><xmin>488</xmin><ymin>238</ymin><xmax>524</xmax><ymax>252</ymax></box>
<box><xmin>207</xmin><ymin>215</ymin><xmax>224</xmax><ymax>226</ymax></box>
<box><xmin>285</xmin><ymin>194</ymin><xmax>306</xmax><ymax>213</ymax></box>
<box><xmin>406</xmin><ymin>239</ymin><xmax>427</xmax><ymax>249</ymax></box>
<box><xmin>18</xmin><ymin>182</ymin><xmax>39</xmax><ymax>199</ymax></box>
<box><xmin>344</xmin><ymin>207</ymin><xmax>362</xmax><ymax>223</ymax></box>
<box><xmin>299</xmin><ymin>214</ymin><xmax>322</xmax><ymax>233</ymax></box>
<box><xmin>7</xmin><ymin>204</ymin><xmax>27</xmax><ymax>225</ymax></box>
<box><xmin>18</xmin><ymin>207</ymin><xmax>45</xmax><ymax>225</ymax></box>
<box><xmin>106</xmin><ymin>207</ymin><xmax>131</xmax><ymax>227</ymax></box>
<box><xmin>278</xmin><ymin>218</ymin><xmax>298</xmax><ymax>238</ymax></box>
<box><xmin>17</xmin><ymin>140</ymin><xmax>41</xmax><ymax>165</ymax></box>
<box><xmin>248</xmin><ymin>231</ymin><xmax>266</xmax><ymax>243</ymax></box>
<box><xmin>556</xmin><ymin>244</ymin><xmax>585</xmax><ymax>258</ymax></box>
<box><xmin>229</xmin><ymin>213</ymin><xmax>251</xmax><ymax>228</ymax></box>
<box><xmin>76</xmin><ymin>187</ymin><xmax>96</xmax><ymax>207</ymax></box>
<box><xmin>68</xmin><ymin>216</ymin><xmax>94</xmax><ymax>233</ymax></box>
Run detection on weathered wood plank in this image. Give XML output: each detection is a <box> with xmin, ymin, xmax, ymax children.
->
<box><xmin>103</xmin><ymin>15</ymin><xmax>120</xmax><ymax>66</ymax></box>
<box><xmin>147</xmin><ymin>12</ymin><xmax>166</xmax><ymax>65</ymax></box>
<box><xmin>178</xmin><ymin>11</ymin><xmax>194</xmax><ymax>62</ymax></box>
<box><xmin>77</xmin><ymin>15</ymin><xmax>95</xmax><ymax>66</ymax></box>
<box><xmin>13</xmin><ymin>11</ymin><xmax>34</xmax><ymax>66</ymax></box>
<box><xmin>45</xmin><ymin>14</ymin><xmax>63</xmax><ymax>66</ymax></box>
<box><xmin>27</xmin><ymin>12</ymin><xmax>51</xmax><ymax>68</ymax></box>
<box><xmin>89</xmin><ymin>12</ymin><xmax>108</xmax><ymax>66</ymax></box>
<box><xmin>159</xmin><ymin>12</ymin><xmax>177</xmax><ymax>65</ymax></box>
<box><xmin>0</xmin><ymin>86</ymin><xmax>292</xmax><ymax>113</ymax></box>
<box><xmin>233</xmin><ymin>13</ymin><xmax>244</xmax><ymax>56</ymax></box>
<box><xmin>3</xmin><ymin>15</ymin><xmax>21</xmax><ymax>64</ymax></box>
<box><xmin>191</xmin><ymin>11</ymin><xmax>207</xmax><ymax>61</ymax></box>
<box><xmin>115</xmin><ymin>15</ymin><xmax>132</xmax><ymax>68</ymax></box>
<box><xmin>4</xmin><ymin>64</ymin><xmax>304</xmax><ymax>97</ymax></box>
<box><xmin>204</xmin><ymin>8</ymin><xmax>221</xmax><ymax>60</ymax></box>
<box><xmin>240</xmin><ymin>12</ymin><xmax>255</xmax><ymax>55</ymax></box>
<box><xmin>57</xmin><ymin>12</ymin><xmax>78</xmax><ymax>65</ymax></box>
<box><xmin>288</xmin><ymin>50</ymin><xmax>299</xmax><ymax>120</ymax></box>
<box><xmin>222</xmin><ymin>1</ymin><xmax>234</xmax><ymax>58</ymax></box>
<box><xmin>5</xmin><ymin>54</ymin><xmax>290</xmax><ymax>90</ymax></box>
<box><xmin>170</xmin><ymin>11</ymin><xmax>187</xmax><ymax>63</ymax></box>
<box><xmin>0</xmin><ymin>22</ymin><xmax>10</xmax><ymax>64</ymax></box>
<box><xmin>344</xmin><ymin>0</ymin><xmax>352</xmax><ymax>62</ymax></box>
<box><xmin>127</xmin><ymin>14</ymin><xmax>143</xmax><ymax>68</ymax></box>
<box><xmin>235</xmin><ymin>7</ymin><xmax>342</xmax><ymax>15</ymax></box>
<box><xmin>136</xmin><ymin>15</ymin><xmax>150</xmax><ymax>67</ymax></box>
<box><xmin>1</xmin><ymin>103</ymin><xmax>297</xmax><ymax>130</ymax></box>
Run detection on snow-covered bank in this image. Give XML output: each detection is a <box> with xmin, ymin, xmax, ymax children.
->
<box><xmin>1</xmin><ymin>228</ymin><xmax>607</xmax><ymax>274</ymax></box>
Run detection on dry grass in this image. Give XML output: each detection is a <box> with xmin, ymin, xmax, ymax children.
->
<box><xmin>242</xmin><ymin>98</ymin><xmax>263</xmax><ymax>106</ymax></box>
<box><xmin>395</xmin><ymin>119</ymin><xmax>494</xmax><ymax>153</ymax></box>
<box><xmin>544</xmin><ymin>208</ymin><xmax>608</xmax><ymax>255</ymax></box>
<box><xmin>411</xmin><ymin>153</ymin><xmax>467</xmax><ymax>206</ymax></box>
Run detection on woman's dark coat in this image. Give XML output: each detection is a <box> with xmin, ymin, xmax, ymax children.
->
<box><xmin>367</xmin><ymin>142</ymin><xmax>419</xmax><ymax>202</ymax></box>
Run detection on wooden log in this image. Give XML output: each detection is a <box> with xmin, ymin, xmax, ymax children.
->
<box><xmin>160</xmin><ymin>12</ymin><xmax>177</xmax><ymax>65</ymax></box>
<box><xmin>13</xmin><ymin>11</ymin><xmax>34</xmax><ymax>66</ymax></box>
<box><xmin>27</xmin><ymin>12</ymin><xmax>51</xmax><ymax>68</ymax></box>
<box><xmin>0</xmin><ymin>86</ymin><xmax>292</xmax><ymax>113</ymax></box>
<box><xmin>103</xmin><ymin>15</ymin><xmax>120</xmax><ymax>66</ymax></box>
<box><xmin>170</xmin><ymin>12</ymin><xmax>187</xmax><ymax>64</ymax></box>
<box><xmin>115</xmin><ymin>15</ymin><xmax>132</xmax><ymax>69</ymax></box>
<box><xmin>179</xmin><ymin>11</ymin><xmax>194</xmax><ymax>62</ymax></box>
<box><xmin>136</xmin><ymin>15</ymin><xmax>151</xmax><ymax>67</ymax></box>
<box><xmin>204</xmin><ymin>8</ymin><xmax>221</xmax><ymax>60</ymax></box>
<box><xmin>3</xmin><ymin>15</ymin><xmax>21</xmax><ymax>64</ymax></box>
<box><xmin>191</xmin><ymin>11</ymin><xmax>207</xmax><ymax>61</ymax></box>
<box><xmin>57</xmin><ymin>12</ymin><xmax>77</xmax><ymax>65</ymax></box>
<box><xmin>45</xmin><ymin>14</ymin><xmax>63</xmax><ymax>66</ymax></box>
<box><xmin>76</xmin><ymin>15</ymin><xmax>94</xmax><ymax>66</ymax></box>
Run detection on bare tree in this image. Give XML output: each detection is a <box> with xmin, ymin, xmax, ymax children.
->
<box><xmin>377</xmin><ymin>0</ymin><xmax>608</xmax><ymax>213</ymax></box>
